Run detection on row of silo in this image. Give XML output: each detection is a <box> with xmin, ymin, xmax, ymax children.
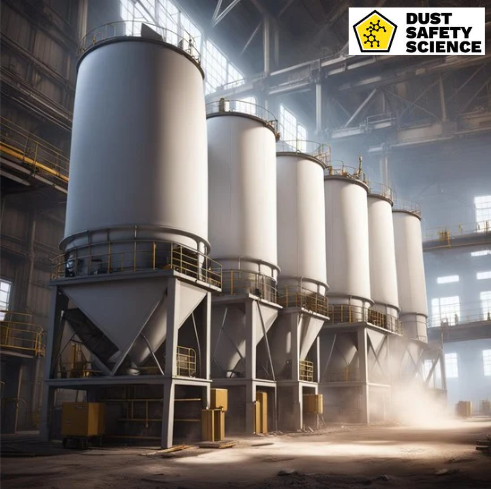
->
<box><xmin>49</xmin><ymin>23</ymin><xmax>429</xmax><ymax>444</ymax></box>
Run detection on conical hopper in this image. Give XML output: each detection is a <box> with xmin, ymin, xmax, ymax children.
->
<box><xmin>211</xmin><ymin>301</ymin><xmax>278</xmax><ymax>376</ymax></box>
<box><xmin>268</xmin><ymin>313</ymin><xmax>325</xmax><ymax>378</ymax></box>
<box><xmin>61</xmin><ymin>277</ymin><xmax>207</xmax><ymax>368</ymax></box>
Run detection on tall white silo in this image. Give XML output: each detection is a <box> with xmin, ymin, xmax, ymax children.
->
<box><xmin>208</xmin><ymin>102</ymin><xmax>279</xmax><ymax>372</ymax></box>
<box><xmin>393</xmin><ymin>201</ymin><xmax>428</xmax><ymax>342</ymax></box>
<box><xmin>368</xmin><ymin>184</ymin><xmax>400</xmax><ymax>324</ymax></box>
<box><xmin>271</xmin><ymin>141</ymin><xmax>330</xmax><ymax>431</ymax></box>
<box><xmin>324</xmin><ymin>165</ymin><xmax>372</xmax><ymax>320</ymax></box>
<box><xmin>42</xmin><ymin>24</ymin><xmax>219</xmax><ymax>448</ymax></box>
<box><xmin>271</xmin><ymin>141</ymin><xmax>329</xmax><ymax>377</ymax></box>
<box><xmin>207</xmin><ymin>100</ymin><xmax>281</xmax><ymax>433</ymax></box>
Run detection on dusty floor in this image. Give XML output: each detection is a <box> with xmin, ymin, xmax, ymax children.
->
<box><xmin>1</xmin><ymin>418</ymin><xmax>491</xmax><ymax>489</ymax></box>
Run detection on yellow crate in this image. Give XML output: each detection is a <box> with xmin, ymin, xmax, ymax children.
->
<box><xmin>62</xmin><ymin>402</ymin><xmax>105</xmax><ymax>437</ymax></box>
<box><xmin>210</xmin><ymin>388</ymin><xmax>228</xmax><ymax>412</ymax></box>
<box><xmin>255</xmin><ymin>391</ymin><xmax>268</xmax><ymax>433</ymax></box>
<box><xmin>201</xmin><ymin>409</ymin><xmax>225</xmax><ymax>442</ymax></box>
<box><xmin>303</xmin><ymin>394</ymin><xmax>323</xmax><ymax>414</ymax></box>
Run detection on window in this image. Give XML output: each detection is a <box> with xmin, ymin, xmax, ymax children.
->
<box><xmin>423</xmin><ymin>359</ymin><xmax>433</xmax><ymax>380</ymax></box>
<box><xmin>0</xmin><ymin>280</ymin><xmax>12</xmax><ymax>320</ymax></box>
<box><xmin>445</xmin><ymin>353</ymin><xmax>459</xmax><ymax>379</ymax></box>
<box><xmin>475</xmin><ymin>195</ymin><xmax>491</xmax><ymax>232</ymax></box>
<box><xmin>279</xmin><ymin>105</ymin><xmax>307</xmax><ymax>151</ymax></box>
<box><xmin>481</xmin><ymin>291</ymin><xmax>491</xmax><ymax>320</ymax></box>
<box><xmin>235</xmin><ymin>97</ymin><xmax>257</xmax><ymax>115</ymax></box>
<box><xmin>483</xmin><ymin>350</ymin><xmax>491</xmax><ymax>376</ymax></box>
<box><xmin>477</xmin><ymin>271</ymin><xmax>491</xmax><ymax>280</ymax></box>
<box><xmin>471</xmin><ymin>250</ymin><xmax>491</xmax><ymax>257</ymax></box>
<box><xmin>437</xmin><ymin>275</ymin><xmax>459</xmax><ymax>284</ymax></box>
<box><xmin>120</xmin><ymin>1</ymin><xmax>242</xmax><ymax>94</ymax></box>
<box><xmin>431</xmin><ymin>296</ymin><xmax>461</xmax><ymax>327</ymax></box>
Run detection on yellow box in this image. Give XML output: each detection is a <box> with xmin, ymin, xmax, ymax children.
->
<box><xmin>256</xmin><ymin>391</ymin><xmax>268</xmax><ymax>433</ymax></box>
<box><xmin>303</xmin><ymin>394</ymin><xmax>323</xmax><ymax>414</ymax></box>
<box><xmin>201</xmin><ymin>409</ymin><xmax>225</xmax><ymax>441</ymax></box>
<box><xmin>62</xmin><ymin>402</ymin><xmax>105</xmax><ymax>437</ymax></box>
<box><xmin>210</xmin><ymin>388</ymin><xmax>228</xmax><ymax>412</ymax></box>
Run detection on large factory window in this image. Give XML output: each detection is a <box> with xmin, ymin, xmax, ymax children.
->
<box><xmin>477</xmin><ymin>271</ymin><xmax>491</xmax><ymax>280</ymax></box>
<box><xmin>279</xmin><ymin>105</ymin><xmax>307</xmax><ymax>151</ymax></box>
<box><xmin>483</xmin><ymin>350</ymin><xmax>491</xmax><ymax>377</ymax></box>
<box><xmin>445</xmin><ymin>353</ymin><xmax>459</xmax><ymax>379</ymax></box>
<box><xmin>0</xmin><ymin>280</ymin><xmax>12</xmax><ymax>320</ymax></box>
<box><xmin>481</xmin><ymin>291</ymin><xmax>491</xmax><ymax>320</ymax></box>
<box><xmin>120</xmin><ymin>1</ymin><xmax>243</xmax><ymax>94</ymax></box>
<box><xmin>475</xmin><ymin>195</ymin><xmax>491</xmax><ymax>231</ymax></box>
<box><xmin>471</xmin><ymin>250</ymin><xmax>491</xmax><ymax>257</ymax></box>
<box><xmin>236</xmin><ymin>97</ymin><xmax>257</xmax><ymax>115</ymax></box>
<box><xmin>437</xmin><ymin>275</ymin><xmax>459</xmax><ymax>284</ymax></box>
<box><xmin>431</xmin><ymin>296</ymin><xmax>461</xmax><ymax>327</ymax></box>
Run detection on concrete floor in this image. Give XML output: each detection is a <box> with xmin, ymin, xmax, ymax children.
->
<box><xmin>1</xmin><ymin>419</ymin><xmax>491</xmax><ymax>489</ymax></box>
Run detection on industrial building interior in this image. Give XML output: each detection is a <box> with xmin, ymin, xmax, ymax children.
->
<box><xmin>1</xmin><ymin>0</ymin><xmax>491</xmax><ymax>488</ymax></box>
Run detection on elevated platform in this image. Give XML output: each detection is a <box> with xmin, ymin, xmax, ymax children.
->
<box><xmin>428</xmin><ymin>320</ymin><xmax>491</xmax><ymax>344</ymax></box>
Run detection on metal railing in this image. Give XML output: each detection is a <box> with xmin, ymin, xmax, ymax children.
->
<box><xmin>367</xmin><ymin>181</ymin><xmax>394</xmax><ymax>202</ymax></box>
<box><xmin>276</xmin><ymin>140</ymin><xmax>331</xmax><ymax>167</ymax></box>
<box><xmin>221</xmin><ymin>269</ymin><xmax>278</xmax><ymax>303</ymax></box>
<box><xmin>326</xmin><ymin>304</ymin><xmax>403</xmax><ymax>335</ymax></box>
<box><xmin>325</xmin><ymin>163</ymin><xmax>367</xmax><ymax>183</ymax></box>
<box><xmin>206</xmin><ymin>99</ymin><xmax>279</xmax><ymax>137</ymax></box>
<box><xmin>0</xmin><ymin>117</ymin><xmax>69</xmax><ymax>184</ymax></box>
<box><xmin>52</xmin><ymin>239</ymin><xmax>222</xmax><ymax>289</ymax></box>
<box><xmin>277</xmin><ymin>285</ymin><xmax>328</xmax><ymax>316</ymax></box>
<box><xmin>176</xmin><ymin>346</ymin><xmax>196</xmax><ymax>377</ymax></box>
<box><xmin>393</xmin><ymin>199</ymin><xmax>422</xmax><ymax>217</ymax></box>
<box><xmin>299</xmin><ymin>360</ymin><xmax>314</xmax><ymax>382</ymax></box>
<box><xmin>324</xmin><ymin>367</ymin><xmax>360</xmax><ymax>383</ymax></box>
<box><xmin>0</xmin><ymin>311</ymin><xmax>45</xmax><ymax>357</ymax></box>
<box><xmin>423</xmin><ymin>220</ymin><xmax>490</xmax><ymax>243</ymax></box>
<box><xmin>429</xmin><ymin>302</ymin><xmax>491</xmax><ymax>328</ymax></box>
<box><xmin>80</xmin><ymin>21</ymin><xmax>201</xmax><ymax>63</ymax></box>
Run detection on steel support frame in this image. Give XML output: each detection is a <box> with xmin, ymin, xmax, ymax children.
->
<box><xmin>211</xmin><ymin>295</ymin><xmax>281</xmax><ymax>434</ymax></box>
<box><xmin>40</xmin><ymin>274</ymin><xmax>213</xmax><ymax>448</ymax></box>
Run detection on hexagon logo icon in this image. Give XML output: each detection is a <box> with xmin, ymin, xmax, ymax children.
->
<box><xmin>353</xmin><ymin>10</ymin><xmax>397</xmax><ymax>52</ymax></box>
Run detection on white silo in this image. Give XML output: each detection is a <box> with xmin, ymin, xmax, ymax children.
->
<box><xmin>207</xmin><ymin>100</ymin><xmax>281</xmax><ymax>433</ymax></box>
<box><xmin>271</xmin><ymin>141</ymin><xmax>330</xmax><ymax>431</ymax></box>
<box><xmin>42</xmin><ymin>24</ymin><xmax>219</xmax><ymax>448</ymax></box>
<box><xmin>271</xmin><ymin>141</ymin><xmax>329</xmax><ymax>375</ymax></box>
<box><xmin>393</xmin><ymin>201</ymin><xmax>428</xmax><ymax>342</ymax></box>
<box><xmin>367</xmin><ymin>183</ymin><xmax>400</xmax><ymax>326</ymax></box>
<box><xmin>324</xmin><ymin>163</ymin><xmax>372</xmax><ymax>320</ymax></box>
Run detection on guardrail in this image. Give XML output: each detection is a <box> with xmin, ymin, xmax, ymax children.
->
<box><xmin>324</xmin><ymin>367</ymin><xmax>360</xmax><ymax>383</ymax></box>
<box><xmin>393</xmin><ymin>199</ymin><xmax>422</xmax><ymax>217</ymax></box>
<box><xmin>299</xmin><ymin>360</ymin><xmax>314</xmax><ymax>382</ymax></box>
<box><xmin>176</xmin><ymin>346</ymin><xmax>197</xmax><ymax>377</ymax></box>
<box><xmin>277</xmin><ymin>285</ymin><xmax>328</xmax><ymax>316</ymax></box>
<box><xmin>276</xmin><ymin>140</ymin><xmax>331</xmax><ymax>167</ymax></box>
<box><xmin>325</xmin><ymin>163</ymin><xmax>367</xmax><ymax>184</ymax></box>
<box><xmin>0</xmin><ymin>311</ymin><xmax>45</xmax><ymax>357</ymax></box>
<box><xmin>0</xmin><ymin>117</ymin><xmax>69</xmax><ymax>185</ymax></box>
<box><xmin>52</xmin><ymin>240</ymin><xmax>222</xmax><ymax>289</ymax></box>
<box><xmin>326</xmin><ymin>304</ymin><xmax>403</xmax><ymax>335</ymax></box>
<box><xmin>367</xmin><ymin>181</ymin><xmax>394</xmax><ymax>202</ymax></box>
<box><xmin>423</xmin><ymin>220</ymin><xmax>490</xmax><ymax>243</ymax></box>
<box><xmin>206</xmin><ymin>99</ymin><xmax>280</xmax><ymax>137</ymax></box>
<box><xmin>429</xmin><ymin>302</ymin><xmax>491</xmax><ymax>328</ymax></box>
<box><xmin>221</xmin><ymin>269</ymin><xmax>277</xmax><ymax>303</ymax></box>
<box><xmin>80</xmin><ymin>21</ymin><xmax>201</xmax><ymax>63</ymax></box>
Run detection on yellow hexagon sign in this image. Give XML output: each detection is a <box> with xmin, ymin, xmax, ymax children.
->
<box><xmin>353</xmin><ymin>10</ymin><xmax>397</xmax><ymax>53</ymax></box>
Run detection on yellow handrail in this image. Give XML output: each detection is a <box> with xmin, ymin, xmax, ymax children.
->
<box><xmin>277</xmin><ymin>285</ymin><xmax>328</xmax><ymax>316</ymax></box>
<box><xmin>0</xmin><ymin>117</ymin><xmax>69</xmax><ymax>184</ymax></box>
<box><xmin>0</xmin><ymin>313</ymin><xmax>45</xmax><ymax>357</ymax></box>
<box><xmin>52</xmin><ymin>239</ymin><xmax>222</xmax><ymax>289</ymax></box>
<box><xmin>221</xmin><ymin>269</ymin><xmax>278</xmax><ymax>303</ymax></box>
<box><xmin>299</xmin><ymin>360</ymin><xmax>314</xmax><ymax>382</ymax></box>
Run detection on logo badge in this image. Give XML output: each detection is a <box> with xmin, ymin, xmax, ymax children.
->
<box><xmin>353</xmin><ymin>10</ymin><xmax>397</xmax><ymax>52</ymax></box>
